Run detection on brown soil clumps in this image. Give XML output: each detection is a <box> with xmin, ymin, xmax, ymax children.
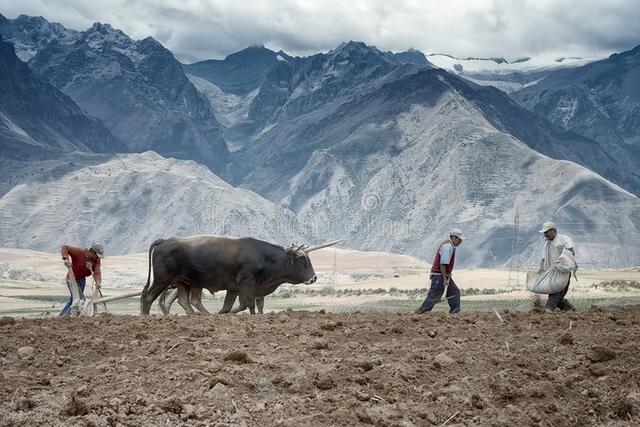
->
<box><xmin>0</xmin><ymin>309</ymin><xmax>638</xmax><ymax>425</ymax></box>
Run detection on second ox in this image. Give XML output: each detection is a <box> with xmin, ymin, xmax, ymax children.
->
<box><xmin>140</xmin><ymin>236</ymin><xmax>338</xmax><ymax>315</ymax></box>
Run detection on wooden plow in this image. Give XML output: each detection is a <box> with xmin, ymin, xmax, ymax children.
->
<box><xmin>67</xmin><ymin>264</ymin><xmax>142</xmax><ymax>316</ymax></box>
<box><xmin>80</xmin><ymin>290</ymin><xmax>142</xmax><ymax>316</ymax></box>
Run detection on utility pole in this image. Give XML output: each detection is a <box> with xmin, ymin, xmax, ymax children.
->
<box><xmin>331</xmin><ymin>247</ymin><xmax>337</xmax><ymax>286</ymax></box>
<box><xmin>507</xmin><ymin>209</ymin><xmax>520</xmax><ymax>288</ymax></box>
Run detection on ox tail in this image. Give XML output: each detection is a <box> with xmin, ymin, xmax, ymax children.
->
<box><xmin>140</xmin><ymin>239</ymin><xmax>164</xmax><ymax>311</ymax></box>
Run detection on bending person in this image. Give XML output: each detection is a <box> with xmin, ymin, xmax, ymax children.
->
<box><xmin>59</xmin><ymin>243</ymin><xmax>104</xmax><ymax>317</ymax></box>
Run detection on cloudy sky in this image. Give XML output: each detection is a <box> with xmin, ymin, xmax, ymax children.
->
<box><xmin>2</xmin><ymin>0</ymin><xmax>639</xmax><ymax>62</ymax></box>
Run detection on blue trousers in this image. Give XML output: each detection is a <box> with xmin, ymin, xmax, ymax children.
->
<box><xmin>416</xmin><ymin>274</ymin><xmax>461</xmax><ymax>314</ymax></box>
<box><xmin>58</xmin><ymin>277</ymin><xmax>86</xmax><ymax>317</ymax></box>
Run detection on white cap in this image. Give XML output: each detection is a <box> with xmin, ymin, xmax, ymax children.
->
<box><xmin>450</xmin><ymin>228</ymin><xmax>466</xmax><ymax>241</ymax></box>
<box><xmin>538</xmin><ymin>222</ymin><xmax>556</xmax><ymax>233</ymax></box>
<box><xmin>90</xmin><ymin>243</ymin><xmax>104</xmax><ymax>258</ymax></box>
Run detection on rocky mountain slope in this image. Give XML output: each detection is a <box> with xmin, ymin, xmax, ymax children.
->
<box><xmin>183</xmin><ymin>45</ymin><xmax>292</xmax><ymax>95</ymax></box>
<box><xmin>0</xmin><ymin>37</ymin><xmax>124</xmax><ymax>159</ymax></box>
<box><xmin>277</xmin><ymin>89</ymin><xmax>640</xmax><ymax>267</ymax></box>
<box><xmin>0</xmin><ymin>14</ymin><xmax>79</xmax><ymax>61</ymax></box>
<box><xmin>1</xmin><ymin>16</ymin><xmax>230</xmax><ymax>172</ymax></box>
<box><xmin>186</xmin><ymin>74</ymin><xmax>258</xmax><ymax>132</ymax></box>
<box><xmin>0</xmin><ymin>151</ymin><xmax>307</xmax><ymax>254</ymax></box>
<box><xmin>512</xmin><ymin>44</ymin><xmax>640</xmax><ymax>193</ymax></box>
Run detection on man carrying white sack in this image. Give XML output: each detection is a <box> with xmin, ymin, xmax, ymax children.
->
<box><xmin>539</xmin><ymin>222</ymin><xmax>576</xmax><ymax>311</ymax></box>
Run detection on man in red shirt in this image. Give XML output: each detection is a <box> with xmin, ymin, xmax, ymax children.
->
<box><xmin>415</xmin><ymin>229</ymin><xmax>465</xmax><ymax>314</ymax></box>
<box><xmin>59</xmin><ymin>244</ymin><xmax>104</xmax><ymax>317</ymax></box>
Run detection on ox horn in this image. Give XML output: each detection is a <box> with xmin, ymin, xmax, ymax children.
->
<box><xmin>305</xmin><ymin>240</ymin><xmax>342</xmax><ymax>253</ymax></box>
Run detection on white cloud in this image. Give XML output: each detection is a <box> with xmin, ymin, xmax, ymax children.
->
<box><xmin>1</xmin><ymin>0</ymin><xmax>639</xmax><ymax>62</ymax></box>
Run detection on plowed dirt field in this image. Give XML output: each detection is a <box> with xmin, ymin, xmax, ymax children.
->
<box><xmin>1</xmin><ymin>308</ymin><xmax>639</xmax><ymax>426</ymax></box>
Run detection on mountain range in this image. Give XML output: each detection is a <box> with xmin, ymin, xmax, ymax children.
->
<box><xmin>1</xmin><ymin>13</ymin><xmax>638</xmax><ymax>267</ymax></box>
<box><xmin>212</xmin><ymin>47</ymin><xmax>640</xmax><ymax>267</ymax></box>
<box><xmin>0</xmin><ymin>35</ymin><xmax>124</xmax><ymax>159</ymax></box>
<box><xmin>0</xmin><ymin>15</ymin><xmax>229</xmax><ymax>172</ymax></box>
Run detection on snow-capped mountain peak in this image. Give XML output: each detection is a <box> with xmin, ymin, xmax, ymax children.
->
<box><xmin>427</xmin><ymin>52</ymin><xmax>596</xmax><ymax>73</ymax></box>
<box><xmin>0</xmin><ymin>14</ymin><xmax>79</xmax><ymax>61</ymax></box>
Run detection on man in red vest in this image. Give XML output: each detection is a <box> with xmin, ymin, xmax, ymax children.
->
<box><xmin>415</xmin><ymin>229</ymin><xmax>465</xmax><ymax>314</ymax></box>
<box><xmin>59</xmin><ymin>243</ymin><xmax>104</xmax><ymax>317</ymax></box>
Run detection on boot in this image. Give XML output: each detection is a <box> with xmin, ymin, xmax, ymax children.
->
<box><xmin>558</xmin><ymin>299</ymin><xmax>576</xmax><ymax>311</ymax></box>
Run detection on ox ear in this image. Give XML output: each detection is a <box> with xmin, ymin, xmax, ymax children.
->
<box><xmin>305</xmin><ymin>240</ymin><xmax>342</xmax><ymax>253</ymax></box>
